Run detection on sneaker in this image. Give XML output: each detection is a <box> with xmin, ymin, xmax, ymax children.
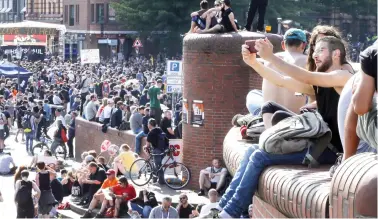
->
<box><xmin>197</xmin><ymin>189</ymin><xmax>205</xmax><ymax>196</ymax></box>
<box><xmin>200</xmin><ymin>208</ymin><xmax>220</xmax><ymax>218</ymax></box>
<box><xmin>81</xmin><ymin>211</ymin><xmax>92</xmax><ymax>218</ymax></box>
<box><xmin>329</xmin><ymin>153</ymin><xmax>343</xmax><ymax>177</ymax></box>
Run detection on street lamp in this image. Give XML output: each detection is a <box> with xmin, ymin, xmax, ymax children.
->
<box><xmin>15</xmin><ymin>45</ymin><xmax>22</xmax><ymax>91</ymax></box>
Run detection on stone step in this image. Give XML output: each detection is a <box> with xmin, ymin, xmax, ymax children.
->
<box><xmin>57</xmin><ymin>209</ymin><xmax>82</xmax><ymax>219</ymax></box>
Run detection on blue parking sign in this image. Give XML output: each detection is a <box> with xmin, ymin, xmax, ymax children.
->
<box><xmin>170</xmin><ymin>62</ymin><xmax>180</xmax><ymax>72</ymax></box>
<box><xmin>167</xmin><ymin>60</ymin><xmax>182</xmax><ymax>76</ymax></box>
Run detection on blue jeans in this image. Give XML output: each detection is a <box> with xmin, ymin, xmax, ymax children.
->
<box><xmin>130</xmin><ymin>203</ymin><xmax>153</xmax><ymax>218</ymax></box>
<box><xmin>135</xmin><ymin>131</ymin><xmax>147</xmax><ymax>154</ymax></box>
<box><xmin>220</xmin><ymin>145</ymin><xmax>337</xmax><ymax>218</ymax></box>
<box><xmin>152</xmin><ymin>148</ymin><xmax>165</xmax><ymax>184</ymax></box>
<box><xmin>132</xmin><ymin>127</ymin><xmax>143</xmax><ymax>135</ymax></box>
<box><xmin>25</xmin><ymin>131</ymin><xmax>34</xmax><ymax>152</ymax></box>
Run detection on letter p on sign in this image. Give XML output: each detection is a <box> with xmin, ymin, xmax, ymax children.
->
<box><xmin>170</xmin><ymin>62</ymin><xmax>180</xmax><ymax>72</ymax></box>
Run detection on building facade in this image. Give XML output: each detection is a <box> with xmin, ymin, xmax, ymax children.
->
<box><xmin>26</xmin><ymin>0</ymin><xmax>63</xmax><ymax>24</ymax></box>
<box><xmin>63</xmin><ymin>0</ymin><xmax>136</xmax><ymax>61</ymax></box>
<box><xmin>0</xmin><ymin>0</ymin><xmax>27</xmax><ymax>23</ymax></box>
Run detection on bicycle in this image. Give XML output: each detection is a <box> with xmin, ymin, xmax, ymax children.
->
<box><xmin>129</xmin><ymin>146</ymin><xmax>191</xmax><ymax>190</ymax></box>
<box><xmin>31</xmin><ymin>129</ymin><xmax>67</xmax><ymax>160</ymax></box>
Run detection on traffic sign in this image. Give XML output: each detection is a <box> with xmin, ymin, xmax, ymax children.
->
<box><xmin>167</xmin><ymin>60</ymin><xmax>182</xmax><ymax>76</ymax></box>
<box><xmin>132</xmin><ymin>39</ymin><xmax>143</xmax><ymax>48</ymax></box>
<box><xmin>167</xmin><ymin>77</ymin><xmax>182</xmax><ymax>85</ymax></box>
<box><xmin>167</xmin><ymin>84</ymin><xmax>182</xmax><ymax>93</ymax></box>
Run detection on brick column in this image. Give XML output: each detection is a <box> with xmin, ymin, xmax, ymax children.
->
<box><xmin>182</xmin><ymin>33</ymin><xmax>283</xmax><ymax>188</ymax></box>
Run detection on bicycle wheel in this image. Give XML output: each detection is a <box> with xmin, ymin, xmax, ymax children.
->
<box><xmin>54</xmin><ymin>144</ymin><xmax>67</xmax><ymax>160</ymax></box>
<box><xmin>163</xmin><ymin>162</ymin><xmax>191</xmax><ymax>190</ymax></box>
<box><xmin>32</xmin><ymin>143</ymin><xmax>50</xmax><ymax>156</ymax></box>
<box><xmin>129</xmin><ymin>159</ymin><xmax>153</xmax><ymax>187</ymax></box>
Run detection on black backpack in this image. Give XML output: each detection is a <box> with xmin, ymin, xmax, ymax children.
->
<box><xmin>15</xmin><ymin>180</ymin><xmax>32</xmax><ymax>205</ymax></box>
<box><xmin>156</xmin><ymin>132</ymin><xmax>169</xmax><ymax>151</ymax></box>
<box><xmin>22</xmin><ymin>115</ymin><xmax>32</xmax><ymax>130</ymax></box>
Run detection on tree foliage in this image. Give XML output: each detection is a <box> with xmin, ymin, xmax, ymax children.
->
<box><xmin>112</xmin><ymin>0</ymin><xmax>376</xmax><ymax>33</ymax></box>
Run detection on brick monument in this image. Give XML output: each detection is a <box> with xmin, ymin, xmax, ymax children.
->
<box><xmin>182</xmin><ymin>32</ymin><xmax>283</xmax><ymax>188</ymax></box>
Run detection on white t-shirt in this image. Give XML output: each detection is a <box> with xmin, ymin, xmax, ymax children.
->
<box><xmin>199</xmin><ymin>202</ymin><xmax>219</xmax><ymax>217</ymax></box>
<box><xmin>53</xmin><ymin>95</ymin><xmax>63</xmax><ymax>105</ymax></box>
<box><xmin>103</xmin><ymin>106</ymin><xmax>113</xmax><ymax>119</ymax></box>
<box><xmin>56</xmin><ymin>115</ymin><xmax>67</xmax><ymax>127</ymax></box>
<box><xmin>205</xmin><ymin>167</ymin><xmax>227</xmax><ymax>183</ymax></box>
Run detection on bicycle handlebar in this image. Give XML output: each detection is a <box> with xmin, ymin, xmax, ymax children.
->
<box><xmin>149</xmin><ymin>147</ymin><xmax>174</xmax><ymax>156</ymax></box>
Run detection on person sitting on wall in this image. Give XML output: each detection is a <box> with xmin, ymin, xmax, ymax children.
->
<box><xmin>196</xmin><ymin>0</ymin><xmax>239</xmax><ymax>34</ymax></box>
<box><xmin>188</xmin><ymin>0</ymin><xmax>219</xmax><ymax>33</ymax></box>
<box><xmin>211</xmin><ymin>35</ymin><xmax>352</xmax><ymax>219</ymax></box>
<box><xmin>198</xmin><ymin>158</ymin><xmax>228</xmax><ymax>196</ymax></box>
<box><xmin>342</xmin><ymin>43</ymin><xmax>377</xmax><ymax>162</ymax></box>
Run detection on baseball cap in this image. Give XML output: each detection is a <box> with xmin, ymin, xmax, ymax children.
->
<box><xmin>284</xmin><ymin>28</ymin><xmax>307</xmax><ymax>43</ymax></box>
<box><xmin>84</xmin><ymin>155</ymin><xmax>95</xmax><ymax>163</ymax></box>
<box><xmin>106</xmin><ymin>169</ymin><xmax>116</xmax><ymax>175</ymax></box>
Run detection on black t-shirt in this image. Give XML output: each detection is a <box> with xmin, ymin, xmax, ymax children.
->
<box><xmin>147</xmin><ymin>127</ymin><xmax>163</xmax><ymax>148</ymax></box>
<box><xmin>160</xmin><ymin>118</ymin><xmax>175</xmax><ymax>139</ymax></box>
<box><xmin>360</xmin><ymin>44</ymin><xmax>377</xmax><ymax>91</ymax></box>
<box><xmin>88</xmin><ymin>167</ymin><xmax>107</xmax><ymax>193</ymax></box>
<box><xmin>220</xmin><ymin>8</ymin><xmax>234</xmax><ymax>32</ymax></box>
<box><xmin>313</xmin><ymin>86</ymin><xmax>342</xmax><ymax>152</ymax></box>
<box><xmin>178</xmin><ymin>204</ymin><xmax>194</xmax><ymax>218</ymax></box>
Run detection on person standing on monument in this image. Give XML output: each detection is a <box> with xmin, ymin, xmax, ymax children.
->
<box><xmin>148</xmin><ymin>79</ymin><xmax>163</xmax><ymax>125</ymax></box>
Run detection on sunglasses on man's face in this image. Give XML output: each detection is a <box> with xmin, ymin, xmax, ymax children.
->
<box><xmin>180</xmin><ymin>197</ymin><xmax>187</xmax><ymax>200</ymax></box>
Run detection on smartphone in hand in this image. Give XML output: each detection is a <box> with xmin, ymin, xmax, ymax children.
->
<box><xmin>245</xmin><ymin>40</ymin><xmax>258</xmax><ymax>53</ymax></box>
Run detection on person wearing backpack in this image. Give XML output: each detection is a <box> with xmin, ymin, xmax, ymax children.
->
<box><xmin>14</xmin><ymin>170</ymin><xmax>41</xmax><ymax>218</ymax></box>
<box><xmin>22</xmin><ymin>110</ymin><xmax>36</xmax><ymax>153</ymax></box>
<box><xmin>0</xmin><ymin>107</ymin><xmax>7</xmax><ymax>153</ymax></box>
<box><xmin>146</xmin><ymin>118</ymin><xmax>169</xmax><ymax>184</ymax></box>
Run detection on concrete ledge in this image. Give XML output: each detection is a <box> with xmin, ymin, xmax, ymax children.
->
<box><xmin>74</xmin><ymin>118</ymin><xmax>147</xmax><ymax>161</ymax></box>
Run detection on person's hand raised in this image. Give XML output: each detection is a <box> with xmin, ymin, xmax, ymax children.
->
<box><xmin>255</xmin><ymin>38</ymin><xmax>275</xmax><ymax>61</ymax></box>
<box><xmin>242</xmin><ymin>45</ymin><xmax>258</xmax><ymax>66</ymax></box>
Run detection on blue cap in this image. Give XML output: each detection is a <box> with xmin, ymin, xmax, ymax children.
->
<box><xmin>284</xmin><ymin>28</ymin><xmax>307</xmax><ymax>43</ymax></box>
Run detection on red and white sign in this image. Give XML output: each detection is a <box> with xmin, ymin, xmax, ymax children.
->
<box><xmin>132</xmin><ymin>39</ymin><xmax>143</xmax><ymax>48</ymax></box>
<box><xmin>162</xmin><ymin>139</ymin><xmax>183</xmax><ymax>174</ymax></box>
<box><xmin>108</xmin><ymin>144</ymin><xmax>119</xmax><ymax>157</ymax></box>
<box><xmin>100</xmin><ymin>140</ymin><xmax>111</xmax><ymax>152</ymax></box>
<box><xmin>3</xmin><ymin>34</ymin><xmax>47</xmax><ymax>46</ymax></box>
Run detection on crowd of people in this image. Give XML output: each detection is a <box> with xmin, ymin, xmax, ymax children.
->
<box><xmin>0</xmin><ymin>0</ymin><xmax>377</xmax><ymax>218</ymax></box>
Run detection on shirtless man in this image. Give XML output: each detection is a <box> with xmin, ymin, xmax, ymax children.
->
<box><xmin>259</xmin><ymin>29</ymin><xmax>309</xmax><ymax>128</ymax></box>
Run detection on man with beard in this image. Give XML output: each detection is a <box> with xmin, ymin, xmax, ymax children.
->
<box><xmin>210</xmin><ymin>36</ymin><xmax>351</xmax><ymax>218</ymax></box>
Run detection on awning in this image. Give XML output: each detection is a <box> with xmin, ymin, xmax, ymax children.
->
<box><xmin>5</xmin><ymin>8</ymin><xmax>12</xmax><ymax>13</ymax></box>
<box><xmin>0</xmin><ymin>8</ymin><xmax>6</xmax><ymax>13</ymax></box>
<box><xmin>20</xmin><ymin>7</ymin><xmax>26</xmax><ymax>13</ymax></box>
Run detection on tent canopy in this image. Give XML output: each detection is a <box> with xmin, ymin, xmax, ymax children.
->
<box><xmin>0</xmin><ymin>61</ymin><xmax>32</xmax><ymax>78</ymax></box>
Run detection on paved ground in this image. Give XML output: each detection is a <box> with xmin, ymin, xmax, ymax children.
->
<box><xmin>0</xmin><ymin>128</ymin><xmax>209</xmax><ymax>218</ymax></box>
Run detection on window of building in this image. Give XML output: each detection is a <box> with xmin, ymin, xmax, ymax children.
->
<box><xmin>30</xmin><ymin>0</ymin><xmax>34</xmax><ymax>14</ymax></box>
<box><xmin>57</xmin><ymin>0</ymin><xmax>60</xmax><ymax>14</ymax></box>
<box><xmin>44</xmin><ymin>0</ymin><xmax>46</xmax><ymax>14</ymax></box>
<box><xmin>48</xmin><ymin>2</ymin><xmax>51</xmax><ymax>14</ymax></box>
<box><xmin>53</xmin><ymin>3</ymin><xmax>56</xmax><ymax>14</ymax></box>
<box><xmin>96</xmin><ymin>3</ymin><xmax>105</xmax><ymax>24</ymax></box>
<box><xmin>91</xmin><ymin>4</ymin><xmax>95</xmax><ymax>23</ymax></box>
<box><xmin>75</xmin><ymin>5</ymin><xmax>79</xmax><ymax>23</ymax></box>
<box><xmin>69</xmin><ymin>5</ymin><xmax>74</xmax><ymax>26</ymax></box>
<box><xmin>64</xmin><ymin>5</ymin><xmax>68</xmax><ymax>23</ymax></box>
